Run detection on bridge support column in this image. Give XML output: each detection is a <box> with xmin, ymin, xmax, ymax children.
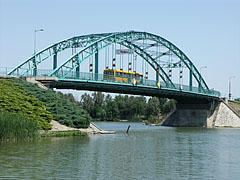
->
<box><xmin>162</xmin><ymin>100</ymin><xmax>212</xmax><ymax>127</ymax></box>
<box><xmin>161</xmin><ymin>99</ymin><xmax>240</xmax><ymax>128</ymax></box>
<box><xmin>95</xmin><ymin>43</ymin><xmax>99</xmax><ymax>80</ymax></box>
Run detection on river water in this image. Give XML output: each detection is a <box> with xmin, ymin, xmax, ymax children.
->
<box><xmin>0</xmin><ymin>122</ymin><xmax>240</xmax><ymax>180</ymax></box>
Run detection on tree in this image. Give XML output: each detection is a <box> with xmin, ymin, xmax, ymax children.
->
<box><xmin>105</xmin><ymin>94</ymin><xmax>119</xmax><ymax>121</ymax></box>
<box><xmin>162</xmin><ymin>99</ymin><xmax>176</xmax><ymax>115</ymax></box>
<box><xmin>80</xmin><ymin>93</ymin><xmax>94</xmax><ymax>116</ymax></box>
<box><xmin>235</xmin><ymin>98</ymin><xmax>240</xmax><ymax>104</ymax></box>
<box><xmin>115</xmin><ymin>95</ymin><xmax>127</xmax><ymax>119</ymax></box>
<box><xmin>92</xmin><ymin>92</ymin><xmax>105</xmax><ymax>119</ymax></box>
<box><xmin>146</xmin><ymin>97</ymin><xmax>160</xmax><ymax>118</ymax></box>
<box><xmin>132</xmin><ymin>96</ymin><xmax>146</xmax><ymax>118</ymax></box>
<box><xmin>92</xmin><ymin>92</ymin><xmax>104</xmax><ymax>106</ymax></box>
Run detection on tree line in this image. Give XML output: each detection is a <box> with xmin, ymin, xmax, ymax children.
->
<box><xmin>79</xmin><ymin>92</ymin><xmax>176</xmax><ymax>121</ymax></box>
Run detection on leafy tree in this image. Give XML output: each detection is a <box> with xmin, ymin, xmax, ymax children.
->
<box><xmin>162</xmin><ymin>99</ymin><xmax>176</xmax><ymax>115</ymax></box>
<box><xmin>134</xmin><ymin>96</ymin><xmax>147</xmax><ymax>116</ymax></box>
<box><xmin>91</xmin><ymin>92</ymin><xmax>105</xmax><ymax>119</ymax></box>
<box><xmin>58</xmin><ymin>92</ymin><xmax>77</xmax><ymax>104</ymax></box>
<box><xmin>81</xmin><ymin>92</ymin><xmax>176</xmax><ymax>122</ymax></box>
<box><xmin>105</xmin><ymin>95</ymin><xmax>119</xmax><ymax>121</ymax></box>
<box><xmin>114</xmin><ymin>95</ymin><xmax>128</xmax><ymax>119</ymax></box>
<box><xmin>235</xmin><ymin>98</ymin><xmax>240</xmax><ymax>104</ymax></box>
<box><xmin>81</xmin><ymin>93</ymin><xmax>94</xmax><ymax>116</ymax></box>
<box><xmin>146</xmin><ymin>97</ymin><xmax>160</xmax><ymax>117</ymax></box>
<box><xmin>93</xmin><ymin>92</ymin><xmax>104</xmax><ymax>106</ymax></box>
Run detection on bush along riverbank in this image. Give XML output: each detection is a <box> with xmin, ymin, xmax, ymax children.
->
<box><xmin>0</xmin><ymin>79</ymin><xmax>53</xmax><ymax>130</ymax></box>
<box><xmin>12</xmin><ymin>78</ymin><xmax>91</xmax><ymax>128</ymax></box>
<box><xmin>0</xmin><ymin>78</ymin><xmax>91</xmax><ymax>141</ymax></box>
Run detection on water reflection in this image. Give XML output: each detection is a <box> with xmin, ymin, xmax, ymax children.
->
<box><xmin>0</xmin><ymin>123</ymin><xmax>240</xmax><ymax>180</ymax></box>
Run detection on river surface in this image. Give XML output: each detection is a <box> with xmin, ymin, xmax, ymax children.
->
<box><xmin>0</xmin><ymin>122</ymin><xmax>240</xmax><ymax>180</ymax></box>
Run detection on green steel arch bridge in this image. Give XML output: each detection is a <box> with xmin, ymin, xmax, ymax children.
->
<box><xmin>7</xmin><ymin>31</ymin><xmax>220</xmax><ymax>101</ymax></box>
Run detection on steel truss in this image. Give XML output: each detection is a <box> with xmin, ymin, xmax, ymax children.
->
<box><xmin>8</xmin><ymin>31</ymin><xmax>210</xmax><ymax>92</ymax></box>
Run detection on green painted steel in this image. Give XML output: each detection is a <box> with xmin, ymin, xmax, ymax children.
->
<box><xmin>8</xmin><ymin>31</ymin><xmax>216</xmax><ymax>98</ymax></box>
<box><xmin>34</xmin><ymin>69</ymin><xmax>220</xmax><ymax>98</ymax></box>
<box><xmin>53</xmin><ymin>45</ymin><xmax>57</xmax><ymax>70</ymax></box>
<box><xmin>8</xmin><ymin>33</ymin><xmax>112</xmax><ymax>76</ymax></box>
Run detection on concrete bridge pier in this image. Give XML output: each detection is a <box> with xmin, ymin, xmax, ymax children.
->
<box><xmin>161</xmin><ymin>99</ymin><xmax>240</xmax><ymax>128</ymax></box>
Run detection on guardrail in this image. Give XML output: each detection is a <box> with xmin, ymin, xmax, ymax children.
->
<box><xmin>1</xmin><ymin>67</ymin><xmax>221</xmax><ymax>97</ymax></box>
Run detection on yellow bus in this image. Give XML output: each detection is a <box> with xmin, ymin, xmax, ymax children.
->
<box><xmin>103</xmin><ymin>69</ymin><xmax>143</xmax><ymax>84</ymax></box>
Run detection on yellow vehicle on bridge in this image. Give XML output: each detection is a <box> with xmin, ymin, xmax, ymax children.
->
<box><xmin>103</xmin><ymin>69</ymin><xmax>143</xmax><ymax>84</ymax></box>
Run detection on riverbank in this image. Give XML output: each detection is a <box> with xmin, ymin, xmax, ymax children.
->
<box><xmin>0</xmin><ymin>78</ymin><xmax>92</xmax><ymax>141</ymax></box>
<box><xmin>229</xmin><ymin>101</ymin><xmax>240</xmax><ymax>115</ymax></box>
<box><xmin>42</xmin><ymin>120</ymin><xmax>115</xmax><ymax>136</ymax></box>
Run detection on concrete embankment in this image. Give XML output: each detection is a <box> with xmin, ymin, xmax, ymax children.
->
<box><xmin>162</xmin><ymin>99</ymin><xmax>240</xmax><ymax>128</ymax></box>
<box><xmin>212</xmin><ymin>100</ymin><xmax>240</xmax><ymax>127</ymax></box>
<box><xmin>49</xmin><ymin>120</ymin><xmax>115</xmax><ymax>135</ymax></box>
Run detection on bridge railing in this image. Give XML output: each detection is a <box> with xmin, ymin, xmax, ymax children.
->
<box><xmin>60</xmin><ymin>71</ymin><xmax>220</xmax><ymax>97</ymax></box>
<box><xmin>1</xmin><ymin>67</ymin><xmax>220</xmax><ymax>97</ymax></box>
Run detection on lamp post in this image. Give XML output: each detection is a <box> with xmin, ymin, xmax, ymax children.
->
<box><xmin>33</xmin><ymin>29</ymin><xmax>44</xmax><ymax>76</ymax></box>
<box><xmin>200</xmin><ymin>66</ymin><xmax>207</xmax><ymax>75</ymax></box>
<box><xmin>229</xmin><ymin>76</ymin><xmax>235</xmax><ymax>100</ymax></box>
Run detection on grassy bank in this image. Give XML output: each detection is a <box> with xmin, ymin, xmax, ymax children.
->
<box><xmin>0</xmin><ymin>78</ymin><xmax>91</xmax><ymax>141</ymax></box>
<box><xmin>40</xmin><ymin>130</ymin><xmax>87</xmax><ymax>137</ymax></box>
<box><xmin>229</xmin><ymin>101</ymin><xmax>240</xmax><ymax>115</ymax></box>
<box><xmin>0</xmin><ymin>111</ymin><xmax>87</xmax><ymax>141</ymax></box>
<box><xmin>0</xmin><ymin>111</ymin><xmax>39</xmax><ymax>141</ymax></box>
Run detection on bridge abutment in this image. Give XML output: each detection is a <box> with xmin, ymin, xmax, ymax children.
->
<box><xmin>162</xmin><ymin>99</ymin><xmax>240</xmax><ymax>128</ymax></box>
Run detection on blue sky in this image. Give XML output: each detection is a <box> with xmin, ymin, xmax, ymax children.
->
<box><xmin>0</xmin><ymin>0</ymin><xmax>239</xmax><ymax>98</ymax></box>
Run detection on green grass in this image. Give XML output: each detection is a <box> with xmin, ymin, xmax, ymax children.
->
<box><xmin>0</xmin><ymin>79</ymin><xmax>52</xmax><ymax>130</ymax></box>
<box><xmin>0</xmin><ymin>111</ymin><xmax>39</xmax><ymax>141</ymax></box>
<box><xmin>40</xmin><ymin>130</ymin><xmax>87</xmax><ymax>137</ymax></box>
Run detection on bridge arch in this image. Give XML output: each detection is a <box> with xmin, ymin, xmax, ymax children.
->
<box><xmin>8</xmin><ymin>31</ymin><xmax>209</xmax><ymax>92</ymax></box>
<box><xmin>49</xmin><ymin>32</ymin><xmax>176</xmax><ymax>88</ymax></box>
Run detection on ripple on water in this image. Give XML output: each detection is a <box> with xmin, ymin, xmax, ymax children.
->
<box><xmin>0</xmin><ymin>122</ymin><xmax>240</xmax><ymax>180</ymax></box>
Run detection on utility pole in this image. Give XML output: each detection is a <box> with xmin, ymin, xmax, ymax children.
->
<box><xmin>229</xmin><ymin>76</ymin><xmax>235</xmax><ymax>100</ymax></box>
<box><xmin>33</xmin><ymin>29</ymin><xmax>44</xmax><ymax>76</ymax></box>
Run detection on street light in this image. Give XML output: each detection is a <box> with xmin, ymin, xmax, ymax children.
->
<box><xmin>200</xmin><ymin>66</ymin><xmax>207</xmax><ymax>75</ymax></box>
<box><xmin>33</xmin><ymin>29</ymin><xmax>44</xmax><ymax>76</ymax></box>
<box><xmin>229</xmin><ymin>76</ymin><xmax>235</xmax><ymax>100</ymax></box>
<box><xmin>34</xmin><ymin>29</ymin><xmax>44</xmax><ymax>55</ymax></box>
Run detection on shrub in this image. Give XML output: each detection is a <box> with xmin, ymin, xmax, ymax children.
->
<box><xmin>11</xmin><ymin>78</ymin><xmax>91</xmax><ymax>128</ymax></box>
<box><xmin>0</xmin><ymin>79</ymin><xmax>52</xmax><ymax>130</ymax></box>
